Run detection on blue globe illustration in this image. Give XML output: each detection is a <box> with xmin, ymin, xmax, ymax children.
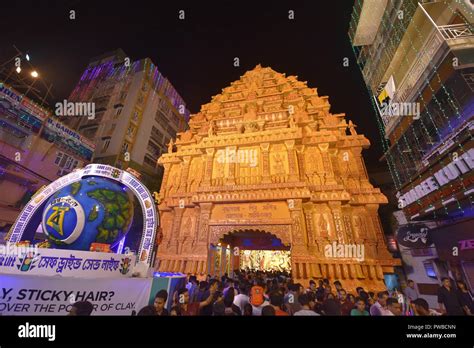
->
<box><xmin>42</xmin><ymin>176</ymin><xmax>134</xmax><ymax>251</ymax></box>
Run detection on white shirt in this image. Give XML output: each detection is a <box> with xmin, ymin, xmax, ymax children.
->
<box><xmin>233</xmin><ymin>294</ymin><xmax>249</xmax><ymax>313</ymax></box>
<box><xmin>294</xmin><ymin>309</ymin><xmax>320</xmax><ymax>316</ymax></box>
<box><xmin>252</xmin><ymin>300</ymin><xmax>270</xmax><ymax>316</ymax></box>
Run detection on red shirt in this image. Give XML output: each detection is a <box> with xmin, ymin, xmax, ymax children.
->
<box><xmin>341</xmin><ymin>301</ymin><xmax>355</xmax><ymax>316</ymax></box>
<box><xmin>182</xmin><ymin>303</ymin><xmax>201</xmax><ymax>316</ymax></box>
<box><xmin>275</xmin><ymin>308</ymin><xmax>289</xmax><ymax>316</ymax></box>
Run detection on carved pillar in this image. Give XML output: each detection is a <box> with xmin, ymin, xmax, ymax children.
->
<box><xmin>202</xmin><ymin>148</ymin><xmax>215</xmax><ymax>186</ymax></box>
<box><xmin>178</xmin><ymin>156</ymin><xmax>191</xmax><ymax>192</ymax></box>
<box><xmin>159</xmin><ymin>163</ymin><xmax>171</xmax><ymax>195</ymax></box>
<box><xmin>197</xmin><ymin>202</ymin><xmax>213</xmax><ymax>244</ymax></box>
<box><xmin>288</xmin><ymin>199</ymin><xmax>308</xmax><ymax>259</ymax></box>
<box><xmin>303</xmin><ymin>206</ymin><xmax>316</xmax><ymax>247</ymax></box>
<box><xmin>343</xmin><ymin>213</ymin><xmax>354</xmax><ymax>244</ymax></box>
<box><xmin>366</xmin><ymin>204</ymin><xmax>391</xmax><ymax>259</ymax></box>
<box><xmin>170</xmin><ymin>207</ymin><xmax>185</xmax><ymax>254</ymax></box>
<box><xmin>352</xmin><ymin>147</ymin><xmax>370</xmax><ymax>185</ymax></box>
<box><xmin>285</xmin><ymin>140</ymin><xmax>299</xmax><ymax>182</ymax></box>
<box><xmin>260</xmin><ymin>143</ymin><xmax>271</xmax><ymax>183</ymax></box>
<box><xmin>329</xmin><ymin>148</ymin><xmax>340</xmax><ymax>180</ymax></box>
<box><xmin>225</xmin><ymin>146</ymin><xmax>236</xmax><ymax>185</ymax></box>
<box><xmin>318</xmin><ymin>143</ymin><xmax>337</xmax><ymax>185</ymax></box>
<box><xmin>328</xmin><ymin>201</ymin><xmax>345</xmax><ymax>244</ymax></box>
<box><xmin>313</xmin><ymin>205</ymin><xmax>330</xmax><ymax>255</ymax></box>
<box><xmin>296</xmin><ymin>145</ymin><xmax>305</xmax><ymax>182</ymax></box>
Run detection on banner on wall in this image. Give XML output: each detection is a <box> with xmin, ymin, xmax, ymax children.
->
<box><xmin>396</xmin><ymin>224</ymin><xmax>432</xmax><ymax>249</ymax></box>
<box><xmin>0</xmin><ymin>247</ymin><xmax>136</xmax><ymax>278</ymax></box>
<box><xmin>0</xmin><ymin>274</ymin><xmax>152</xmax><ymax>315</ymax></box>
<box><xmin>43</xmin><ymin>118</ymin><xmax>95</xmax><ymax>160</ymax></box>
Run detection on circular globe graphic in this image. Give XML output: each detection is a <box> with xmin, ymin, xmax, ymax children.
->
<box><xmin>41</xmin><ymin>176</ymin><xmax>134</xmax><ymax>251</ymax></box>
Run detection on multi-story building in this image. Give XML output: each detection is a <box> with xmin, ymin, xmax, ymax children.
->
<box><xmin>64</xmin><ymin>49</ymin><xmax>190</xmax><ymax>192</ymax></box>
<box><xmin>0</xmin><ymin>82</ymin><xmax>94</xmax><ymax>238</ymax></box>
<box><xmin>350</xmin><ymin>0</ymin><xmax>474</xmax><ymax>304</ymax></box>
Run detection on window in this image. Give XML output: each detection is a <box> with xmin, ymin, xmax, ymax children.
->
<box><xmin>151</xmin><ymin>126</ymin><xmax>162</xmax><ymax>142</ymax></box>
<box><xmin>65</xmin><ymin>156</ymin><xmax>73</xmax><ymax>170</ymax></box>
<box><xmin>143</xmin><ymin>154</ymin><xmax>157</xmax><ymax>169</ymax></box>
<box><xmin>114</xmin><ymin>107</ymin><xmax>122</xmax><ymax>118</ymax></box>
<box><xmin>121</xmin><ymin>142</ymin><xmax>129</xmax><ymax>154</ymax></box>
<box><xmin>102</xmin><ymin>138</ymin><xmax>111</xmax><ymax>153</ymax></box>
<box><xmin>55</xmin><ymin>152</ymin><xmax>79</xmax><ymax>171</ymax></box>
<box><xmin>155</xmin><ymin>110</ymin><xmax>169</xmax><ymax>130</ymax></box>
<box><xmin>423</xmin><ymin>261</ymin><xmax>437</xmax><ymax>279</ymax></box>
<box><xmin>132</xmin><ymin>110</ymin><xmax>140</xmax><ymax>123</ymax></box>
<box><xmin>126</xmin><ymin>125</ymin><xmax>135</xmax><ymax>138</ymax></box>
<box><xmin>55</xmin><ymin>152</ymin><xmax>63</xmax><ymax>165</ymax></box>
<box><xmin>147</xmin><ymin>140</ymin><xmax>161</xmax><ymax>158</ymax></box>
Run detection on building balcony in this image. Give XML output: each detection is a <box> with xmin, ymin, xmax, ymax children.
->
<box><xmin>380</xmin><ymin>3</ymin><xmax>473</xmax><ymax>138</ymax></box>
<box><xmin>438</xmin><ymin>23</ymin><xmax>474</xmax><ymax>41</ymax></box>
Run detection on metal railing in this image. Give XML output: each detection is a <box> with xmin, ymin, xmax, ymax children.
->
<box><xmin>438</xmin><ymin>23</ymin><xmax>474</xmax><ymax>40</ymax></box>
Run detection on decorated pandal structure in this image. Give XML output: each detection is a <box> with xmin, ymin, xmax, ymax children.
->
<box><xmin>156</xmin><ymin>65</ymin><xmax>400</xmax><ymax>291</ymax></box>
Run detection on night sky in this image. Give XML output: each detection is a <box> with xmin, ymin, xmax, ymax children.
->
<box><xmin>1</xmin><ymin>0</ymin><xmax>388</xmax><ymax>170</ymax></box>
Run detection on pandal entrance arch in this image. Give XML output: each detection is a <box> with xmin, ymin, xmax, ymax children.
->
<box><xmin>208</xmin><ymin>227</ymin><xmax>291</xmax><ymax>277</ymax></box>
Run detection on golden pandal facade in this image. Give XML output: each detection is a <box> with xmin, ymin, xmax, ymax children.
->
<box><xmin>156</xmin><ymin>65</ymin><xmax>400</xmax><ymax>291</ymax></box>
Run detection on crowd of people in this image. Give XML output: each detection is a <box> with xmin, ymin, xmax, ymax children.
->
<box><xmin>129</xmin><ymin>270</ymin><xmax>473</xmax><ymax>317</ymax></box>
<box><xmin>64</xmin><ymin>270</ymin><xmax>472</xmax><ymax>316</ymax></box>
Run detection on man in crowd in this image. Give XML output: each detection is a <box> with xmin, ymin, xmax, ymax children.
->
<box><xmin>437</xmin><ymin>277</ymin><xmax>465</xmax><ymax>315</ymax></box>
<box><xmin>403</xmin><ymin>280</ymin><xmax>418</xmax><ymax>302</ymax></box>
<box><xmin>370</xmin><ymin>291</ymin><xmax>391</xmax><ymax>316</ymax></box>
<box><xmin>269</xmin><ymin>291</ymin><xmax>289</xmax><ymax>316</ymax></box>
<box><xmin>386</xmin><ymin>297</ymin><xmax>402</xmax><ymax>316</ymax></box>
<box><xmin>339</xmin><ymin>290</ymin><xmax>355</xmax><ymax>316</ymax></box>
<box><xmin>186</xmin><ymin>275</ymin><xmax>199</xmax><ymax>303</ymax></box>
<box><xmin>284</xmin><ymin>283</ymin><xmax>303</xmax><ymax>315</ymax></box>
<box><xmin>153</xmin><ymin>290</ymin><xmax>169</xmax><ymax>316</ymax></box>
<box><xmin>200</xmin><ymin>279</ymin><xmax>219</xmax><ymax>316</ymax></box>
<box><xmin>307</xmin><ymin>279</ymin><xmax>317</xmax><ymax>295</ymax></box>
<box><xmin>294</xmin><ymin>294</ymin><xmax>319</xmax><ymax>316</ymax></box>
<box><xmin>351</xmin><ymin>297</ymin><xmax>369</xmax><ymax>316</ymax></box>
<box><xmin>233</xmin><ymin>283</ymin><xmax>250</xmax><ymax>313</ymax></box>
<box><xmin>178</xmin><ymin>282</ymin><xmax>217</xmax><ymax>316</ymax></box>
<box><xmin>68</xmin><ymin>301</ymin><xmax>94</xmax><ymax>316</ymax></box>
<box><xmin>412</xmin><ymin>298</ymin><xmax>431</xmax><ymax>316</ymax></box>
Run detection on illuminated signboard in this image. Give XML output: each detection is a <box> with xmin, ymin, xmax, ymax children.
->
<box><xmin>0</xmin><ymin>83</ymin><xmax>49</xmax><ymax>121</ymax></box>
<box><xmin>398</xmin><ymin>147</ymin><xmax>474</xmax><ymax>215</ymax></box>
<box><xmin>43</xmin><ymin>118</ymin><xmax>95</xmax><ymax>160</ymax></box>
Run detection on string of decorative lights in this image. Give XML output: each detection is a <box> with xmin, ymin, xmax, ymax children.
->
<box><xmin>349</xmin><ymin>0</ymin><xmax>473</xmax><ymax>221</ymax></box>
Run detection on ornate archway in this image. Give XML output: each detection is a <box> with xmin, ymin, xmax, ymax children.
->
<box><xmin>209</xmin><ymin>224</ymin><xmax>291</xmax><ymax>246</ymax></box>
<box><xmin>208</xmin><ymin>227</ymin><xmax>292</xmax><ymax>276</ymax></box>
